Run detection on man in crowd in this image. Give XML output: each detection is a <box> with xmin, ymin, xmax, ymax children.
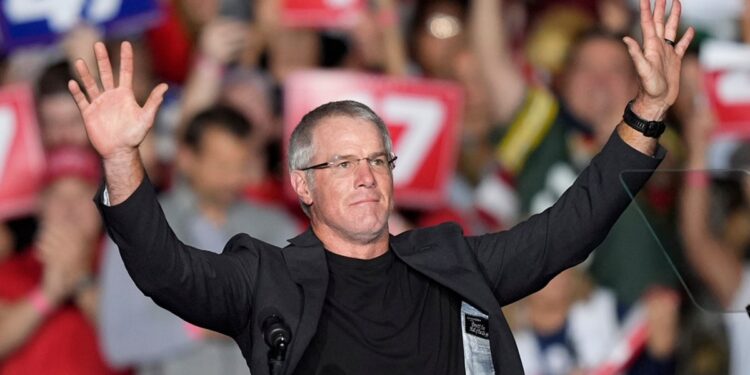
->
<box><xmin>471</xmin><ymin>0</ymin><xmax>680</xmax><ymax>307</ymax></box>
<box><xmin>0</xmin><ymin>147</ymin><xmax>123</xmax><ymax>375</ymax></box>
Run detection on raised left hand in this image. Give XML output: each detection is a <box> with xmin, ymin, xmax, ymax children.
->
<box><xmin>623</xmin><ymin>0</ymin><xmax>695</xmax><ymax>120</ymax></box>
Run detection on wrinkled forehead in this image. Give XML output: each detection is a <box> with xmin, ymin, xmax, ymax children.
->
<box><xmin>310</xmin><ymin>115</ymin><xmax>385</xmax><ymax>158</ymax></box>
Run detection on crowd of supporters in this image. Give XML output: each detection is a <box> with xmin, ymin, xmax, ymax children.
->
<box><xmin>0</xmin><ymin>0</ymin><xmax>749</xmax><ymax>374</ymax></box>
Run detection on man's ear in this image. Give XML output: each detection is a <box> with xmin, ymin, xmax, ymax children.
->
<box><xmin>290</xmin><ymin>170</ymin><xmax>313</xmax><ymax>205</ymax></box>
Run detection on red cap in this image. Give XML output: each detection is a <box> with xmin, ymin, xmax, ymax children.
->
<box><xmin>43</xmin><ymin>146</ymin><xmax>101</xmax><ymax>187</ymax></box>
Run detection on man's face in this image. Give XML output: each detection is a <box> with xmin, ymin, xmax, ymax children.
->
<box><xmin>180</xmin><ymin>126</ymin><xmax>252</xmax><ymax>208</ymax></box>
<box><xmin>296</xmin><ymin>116</ymin><xmax>394</xmax><ymax>243</ymax></box>
<box><xmin>561</xmin><ymin>37</ymin><xmax>638</xmax><ymax>144</ymax></box>
<box><xmin>39</xmin><ymin>93</ymin><xmax>89</xmax><ymax>148</ymax></box>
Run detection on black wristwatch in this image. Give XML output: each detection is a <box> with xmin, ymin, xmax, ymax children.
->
<box><xmin>622</xmin><ymin>100</ymin><xmax>666</xmax><ymax>138</ymax></box>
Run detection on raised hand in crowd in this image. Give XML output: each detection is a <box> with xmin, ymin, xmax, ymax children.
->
<box><xmin>35</xmin><ymin>223</ymin><xmax>95</xmax><ymax>311</ymax></box>
<box><xmin>348</xmin><ymin>0</ymin><xmax>408</xmax><ymax>75</ymax></box>
<box><xmin>0</xmin><ymin>154</ymin><xmax>102</xmax><ymax>360</ymax></box>
<box><xmin>0</xmin><ymin>227</ymin><xmax>96</xmax><ymax>359</ymax></box>
<box><xmin>68</xmin><ymin>42</ymin><xmax>168</xmax><ymax>204</ymax></box>
<box><xmin>199</xmin><ymin>18</ymin><xmax>251</xmax><ymax>66</ymax></box>
<box><xmin>180</xmin><ymin>18</ymin><xmax>251</xmax><ymax>126</ymax></box>
<box><xmin>62</xmin><ymin>24</ymin><xmax>103</xmax><ymax>81</ymax></box>
<box><xmin>679</xmin><ymin>87</ymin><xmax>745</xmax><ymax>308</ymax></box>
<box><xmin>682</xmin><ymin>94</ymin><xmax>715</xmax><ymax>171</ymax></box>
<box><xmin>469</xmin><ymin>0</ymin><xmax>526</xmax><ymax>125</ymax></box>
<box><xmin>599</xmin><ymin>0</ymin><xmax>634</xmax><ymax>35</ymax></box>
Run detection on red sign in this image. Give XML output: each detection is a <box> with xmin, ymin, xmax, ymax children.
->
<box><xmin>284</xmin><ymin>70</ymin><xmax>463</xmax><ymax>208</ymax></box>
<box><xmin>704</xmin><ymin>70</ymin><xmax>750</xmax><ymax>138</ymax></box>
<box><xmin>0</xmin><ymin>85</ymin><xmax>45</xmax><ymax>220</ymax></box>
<box><xmin>281</xmin><ymin>0</ymin><xmax>365</xmax><ymax>28</ymax></box>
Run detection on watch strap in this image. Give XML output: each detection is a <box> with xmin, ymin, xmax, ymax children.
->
<box><xmin>622</xmin><ymin>100</ymin><xmax>666</xmax><ymax>138</ymax></box>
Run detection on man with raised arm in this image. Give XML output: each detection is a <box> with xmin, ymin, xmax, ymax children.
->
<box><xmin>69</xmin><ymin>0</ymin><xmax>693</xmax><ymax>373</ymax></box>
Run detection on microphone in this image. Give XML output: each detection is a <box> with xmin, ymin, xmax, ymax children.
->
<box><xmin>262</xmin><ymin>313</ymin><xmax>291</xmax><ymax>375</ymax></box>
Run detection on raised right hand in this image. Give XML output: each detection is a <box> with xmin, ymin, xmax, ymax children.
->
<box><xmin>68</xmin><ymin>41</ymin><xmax>168</xmax><ymax>160</ymax></box>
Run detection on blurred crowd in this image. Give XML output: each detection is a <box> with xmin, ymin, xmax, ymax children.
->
<box><xmin>0</xmin><ymin>0</ymin><xmax>749</xmax><ymax>374</ymax></box>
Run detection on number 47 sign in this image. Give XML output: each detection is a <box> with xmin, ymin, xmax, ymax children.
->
<box><xmin>284</xmin><ymin>71</ymin><xmax>463</xmax><ymax>208</ymax></box>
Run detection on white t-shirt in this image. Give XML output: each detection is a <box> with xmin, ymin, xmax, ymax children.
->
<box><xmin>515</xmin><ymin>289</ymin><xmax>620</xmax><ymax>375</ymax></box>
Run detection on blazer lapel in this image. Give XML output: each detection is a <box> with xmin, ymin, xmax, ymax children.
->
<box><xmin>281</xmin><ymin>229</ymin><xmax>328</xmax><ymax>373</ymax></box>
<box><xmin>390</xmin><ymin>229</ymin><xmax>516</xmax><ymax>371</ymax></box>
<box><xmin>390</xmin><ymin>232</ymin><xmax>502</xmax><ymax>316</ymax></box>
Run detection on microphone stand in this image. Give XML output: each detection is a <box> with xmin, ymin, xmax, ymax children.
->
<box><xmin>263</xmin><ymin>314</ymin><xmax>291</xmax><ymax>375</ymax></box>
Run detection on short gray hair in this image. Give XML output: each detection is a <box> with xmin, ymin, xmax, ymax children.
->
<box><xmin>288</xmin><ymin>100</ymin><xmax>394</xmax><ymax>215</ymax></box>
<box><xmin>288</xmin><ymin>100</ymin><xmax>393</xmax><ymax>170</ymax></box>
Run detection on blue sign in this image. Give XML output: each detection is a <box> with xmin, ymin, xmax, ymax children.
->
<box><xmin>0</xmin><ymin>0</ymin><xmax>161</xmax><ymax>51</ymax></box>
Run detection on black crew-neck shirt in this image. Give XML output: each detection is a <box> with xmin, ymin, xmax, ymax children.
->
<box><xmin>293</xmin><ymin>249</ymin><xmax>465</xmax><ymax>374</ymax></box>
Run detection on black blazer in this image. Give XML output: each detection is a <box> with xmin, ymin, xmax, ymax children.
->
<box><xmin>96</xmin><ymin>132</ymin><xmax>664</xmax><ymax>374</ymax></box>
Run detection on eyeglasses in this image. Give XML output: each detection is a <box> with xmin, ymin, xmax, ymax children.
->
<box><xmin>299</xmin><ymin>154</ymin><xmax>397</xmax><ymax>177</ymax></box>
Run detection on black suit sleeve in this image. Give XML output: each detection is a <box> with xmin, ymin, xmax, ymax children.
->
<box><xmin>94</xmin><ymin>176</ymin><xmax>259</xmax><ymax>337</ymax></box>
<box><xmin>466</xmin><ymin>131</ymin><xmax>665</xmax><ymax>306</ymax></box>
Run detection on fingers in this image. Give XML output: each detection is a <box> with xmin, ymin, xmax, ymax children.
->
<box><xmin>653</xmin><ymin>0</ymin><xmax>667</xmax><ymax>37</ymax></box>
<box><xmin>664</xmin><ymin>0</ymin><xmax>681</xmax><ymax>42</ymax></box>
<box><xmin>639</xmin><ymin>0</ymin><xmax>657</xmax><ymax>41</ymax></box>
<box><xmin>74</xmin><ymin>58</ymin><xmax>100</xmax><ymax>100</ymax></box>
<box><xmin>119</xmin><ymin>41</ymin><xmax>133</xmax><ymax>89</ymax></box>
<box><xmin>94</xmin><ymin>42</ymin><xmax>115</xmax><ymax>90</ymax></box>
<box><xmin>623</xmin><ymin>36</ymin><xmax>649</xmax><ymax>70</ymax></box>
<box><xmin>68</xmin><ymin>80</ymin><xmax>89</xmax><ymax>111</ymax></box>
<box><xmin>638</xmin><ymin>0</ymin><xmax>691</xmax><ymax>56</ymax></box>
<box><xmin>674</xmin><ymin>26</ymin><xmax>695</xmax><ymax>57</ymax></box>
<box><xmin>142</xmin><ymin>83</ymin><xmax>169</xmax><ymax>119</ymax></box>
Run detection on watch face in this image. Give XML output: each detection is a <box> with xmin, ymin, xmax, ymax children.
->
<box><xmin>644</xmin><ymin>122</ymin><xmax>661</xmax><ymax>137</ymax></box>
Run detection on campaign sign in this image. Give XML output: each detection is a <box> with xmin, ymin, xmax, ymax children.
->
<box><xmin>0</xmin><ymin>84</ymin><xmax>45</xmax><ymax>220</ymax></box>
<box><xmin>703</xmin><ymin>71</ymin><xmax>750</xmax><ymax>138</ymax></box>
<box><xmin>281</xmin><ymin>0</ymin><xmax>365</xmax><ymax>28</ymax></box>
<box><xmin>284</xmin><ymin>70</ymin><xmax>463</xmax><ymax>208</ymax></box>
<box><xmin>700</xmin><ymin>40</ymin><xmax>750</xmax><ymax>138</ymax></box>
<box><xmin>0</xmin><ymin>0</ymin><xmax>160</xmax><ymax>51</ymax></box>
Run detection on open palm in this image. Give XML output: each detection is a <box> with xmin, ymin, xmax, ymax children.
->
<box><xmin>69</xmin><ymin>42</ymin><xmax>168</xmax><ymax>160</ymax></box>
<box><xmin>623</xmin><ymin>0</ymin><xmax>695</xmax><ymax>110</ymax></box>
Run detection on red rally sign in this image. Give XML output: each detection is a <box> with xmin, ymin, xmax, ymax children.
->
<box><xmin>0</xmin><ymin>84</ymin><xmax>45</xmax><ymax>220</ymax></box>
<box><xmin>700</xmin><ymin>40</ymin><xmax>750</xmax><ymax>138</ymax></box>
<box><xmin>281</xmin><ymin>0</ymin><xmax>365</xmax><ymax>28</ymax></box>
<box><xmin>704</xmin><ymin>70</ymin><xmax>750</xmax><ymax>138</ymax></box>
<box><xmin>284</xmin><ymin>70</ymin><xmax>463</xmax><ymax>208</ymax></box>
